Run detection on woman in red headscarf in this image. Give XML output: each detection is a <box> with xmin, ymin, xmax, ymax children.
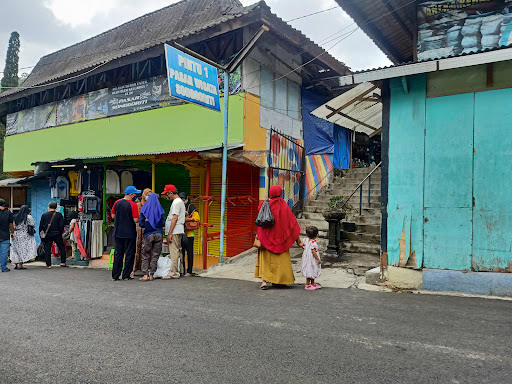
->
<box><xmin>255</xmin><ymin>185</ymin><xmax>303</xmax><ymax>289</ymax></box>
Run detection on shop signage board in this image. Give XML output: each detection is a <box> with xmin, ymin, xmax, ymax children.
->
<box><xmin>108</xmin><ymin>77</ymin><xmax>177</xmax><ymax>116</ymax></box>
<box><xmin>164</xmin><ymin>44</ymin><xmax>221</xmax><ymax>112</ymax></box>
<box><xmin>417</xmin><ymin>0</ymin><xmax>512</xmax><ymax>61</ymax></box>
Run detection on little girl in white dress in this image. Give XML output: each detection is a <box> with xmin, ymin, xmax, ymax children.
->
<box><xmin>301</xmin><ymin>226</ymin><xmax>322</xmax><ymax>290</ymax></box>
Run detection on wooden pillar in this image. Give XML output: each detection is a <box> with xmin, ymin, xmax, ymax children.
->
<box><xmin>151</xmin><ymin>162</ymin><xmax>156</xmax><ymax>192</ymax></box>
<box><xmin>202</xmin><ymin>160</ymin><xmax>211</xmax><ymax>269</ymax></box>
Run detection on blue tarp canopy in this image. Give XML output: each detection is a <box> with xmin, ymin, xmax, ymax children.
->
<box><xmin>302</xmin><ymin>89</ymin><xmax>350</xmax><ymax>169</ymax></box>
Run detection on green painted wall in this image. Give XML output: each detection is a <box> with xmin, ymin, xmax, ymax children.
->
<box><xmin>4</xmin><ymin>94</ymin><xmax>244</xmax><ymax>172</ymax></box>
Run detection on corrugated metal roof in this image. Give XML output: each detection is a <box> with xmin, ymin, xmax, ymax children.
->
<box><xmin>1</xmin><ymin>0</ymin><xmax>246</xmax><ymax>98</ymax></box>
<box><xmin>335</xmin><ymin>0</ymin><xmax>416</xmax><ymax>64</ymax></box>
<box><xmin>1</xmin><ymin>0</ymin><xmax>348</xmax><ymax>101</ymax></box>
<box><xmin>32</xmin><ymin>142</ymin><xmax>245</xmax><ymax>165</ymax></box>
<box><xmin>0</xmin><ymin>178</ymin><xmax>27</xmax><ymax>186</ymax></box>
<box><xmin>338</xmin><ymin>46</ymin><xmax>512</xmax><ymax>86</ymax></box>
<box><xmin>311</xmin><ymin>82</ymin><xmax>381</xmax><ymax>136</ymax></box>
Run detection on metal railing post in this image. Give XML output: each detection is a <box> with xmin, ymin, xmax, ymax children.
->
<box><xmin>359</xmin><ymin>186</ymin><xmax>362</xmax><ymax>215</ymax></box>
<box><xmin>368</xmin><ymin>175</ymin><xmax>371</xmax><ymax>206</ymax></box>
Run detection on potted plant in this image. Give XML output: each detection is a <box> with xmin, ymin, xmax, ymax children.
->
<box><xmin>321</xmin><ymin>195</ymin><xmax>347</xmax><ymax>221</ymax></box>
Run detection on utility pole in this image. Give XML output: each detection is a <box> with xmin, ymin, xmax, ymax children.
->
<box><xmin>174</xmin><ymin>25</ymin><xmax>269</xmax><ymax>263</ymax></box>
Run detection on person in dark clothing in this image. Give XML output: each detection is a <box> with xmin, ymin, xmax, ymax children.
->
<box><xmin>0</xmin><ymin>199</ymin><xmax>15</xmax><ymax>272</ymax></box>
<box><xmin>39</xmin><ymin>201</ymin><xmax>66</xmax><ymax>269</ymax></box>
<box><xmin>179</xmin><ymin>192</ymin><xmax>200</xmax><ymax>277</ymax></box>
<box><xmin>138</xmin><ymin>193</ymin><xmax>165</xmax><ymax>281</ymax></box>
<box><xmin>111</xmin><ymin>186</ymin><xmax>140</xmax><ymax>281</ymax></box>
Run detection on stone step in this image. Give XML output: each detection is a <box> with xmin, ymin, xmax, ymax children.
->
<box><xmin>306</xmin><ymin>200</ymin><xmax>381</xmax><ymax>210</ymax></box>
<box><xmin>352</xmin><ymin>223</ymin><xmax>381</xmax><ymax>235</ymax></box>
<box><xmin>341</xmin><ymin>241</ymin><xmax>380</xmax><ymax>255</ymax></box>
<box><xmin>315</xmin><ymin>195</ymin><xmax>381</xmax><ymax>204</ymax></box>
<box><xmin>336</xmin><ymin>171</ymin><xmax>381</xmax><ymax>179</ymax></box>
<box><xmin>302</xmin><ymin>212</ymin><xmax>324</xmax><ymax>221</ymax></box>
<box><xmin>330</xmin><ymin>179</ymin><xmax>381</xmax><ymax>187</ymax></box>
<box><xmin>303</xmin><ymin>205</ymin><xmax>381</xmax><ymax>217</ymax></box>
<box><xmin>341</xmin><ymin>231</ymin><xmax>381</xmax><ymax>244</ymax></box>
<box><xmin>343</xmin><ymin>168</ymin><xmax>381</xmax><ymax>175</ymax></box>
<box><xmin>298</xmin><ymin>219</ymin><xmax>328</xmax><ymax>232</ymax></box>
<box><xmin>344</xmin><ymin>215</ymin><xmax>381</xmax><ymax>225</ymax></box>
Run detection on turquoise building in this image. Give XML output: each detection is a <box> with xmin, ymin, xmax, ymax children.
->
<box><xmin>335</xmin><ymin>0</ymin><xmax>512</xmax><ymax>295</ymax></box>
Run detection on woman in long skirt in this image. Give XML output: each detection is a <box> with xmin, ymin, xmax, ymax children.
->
<box><xmin>255</xmin><ymin>185</ymin><xmax>302</xmax><ymax>290</ymax></box>
<box><xmin>11</xmin><ymin>205</ymin><xmax>37</xmax><ymax>269</ymax></box>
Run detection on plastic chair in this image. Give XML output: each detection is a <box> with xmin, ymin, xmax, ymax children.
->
<box><xmin>108</xmin><ymin>249</ymin><xmax>126</xmax><ymax>271</ymax></box>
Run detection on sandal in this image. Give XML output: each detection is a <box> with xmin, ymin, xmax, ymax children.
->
<box><xmin>162</xmin><ymin>275</ymin><xmax>172</xmax><ymax>280</ymax></box>
<box><xmin>149</xmin><ymin>275</ymin><xmax>154</xmax><ymax>281</ymax></box>
<box><xmin>305</xmin><ymin>284</ymin><xmax>316</xmax><ymax>291</ymax></box>
<box><xmin>260</xmin><ymin>284</ymin><xmax>268</xmax><ymax>290</ymax></box>
<box><xmin>130</xmin><ymin>271</ymin><xmax>135</xmax><ymax>279</ymax></box>
<box><xmin>139</xmin><ymin>276</ymin><xmax>149</xmax><ymax>282</ymax></box>
<box><xmin>313</xmin><ymin>283</ymin><xmax>322</xmax><ymax>289</ymax></box>
<box><xmin>60</xmin><ymin>264</ymin><xmax>68</xmax><ymax>267</ymax></box>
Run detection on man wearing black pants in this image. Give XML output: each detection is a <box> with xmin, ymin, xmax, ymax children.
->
<box><xmin>111</xmin><ymin>186</ymin><xmax>140</xmax><ymax>281</ymax></box>
<box><xmin>179</xmin><ymin>192</ymin><xmax>199</xmax><ymax>277</ymax></box>
<box><xmin>39</xmin><ymin>201</ymin><xmax>66</xmax><ymax>268</ymax></box>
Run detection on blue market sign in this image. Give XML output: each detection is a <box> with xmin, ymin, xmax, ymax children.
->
<box><xmin>164</xmin><ymin>44</ymin><xmax>221</xmax><ymax>112</ymax></box>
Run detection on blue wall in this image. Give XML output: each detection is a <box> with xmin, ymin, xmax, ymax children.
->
<box><xmin>387</xmin><ymin>75</ymin><xmax>426</xmax><ymax>269</ymax></box>
<box><xmin>30</xmin><ymin>178</ymin><xmax>54</xmax><ymax>243</ymax></box>
<box><xmin>387</xmin><ymin>73</ymin><xmax>512</xmax><ymax>272</ymax></box>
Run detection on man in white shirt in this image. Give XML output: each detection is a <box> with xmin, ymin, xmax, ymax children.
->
<box><xmin>161</xmin><ymin>184</ymin><xmax>185</xmax><ymax>279</ymax></box>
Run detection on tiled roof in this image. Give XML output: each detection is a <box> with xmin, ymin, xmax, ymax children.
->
<box><xmin>1</xmin><ymin>0</ymin><xmax>251</xmax><ymax>98</ymax></box>
<box><xmin>2</xmin><ymin>0</ymin><xmax>348</xmax><ymax>100</ymax></box>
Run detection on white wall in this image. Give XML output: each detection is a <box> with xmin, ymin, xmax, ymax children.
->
<box><xmin>242</xmin><ymin>26</ymin><xmax>303</xmax><ymax>140</ymax></box>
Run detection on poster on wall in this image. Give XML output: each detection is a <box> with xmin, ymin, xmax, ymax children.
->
<box><xmin>17</xmin><ymin>109</ymin><xmax>35</xmax><ymax>133</ymax></box>
<box><xmin>87</xmin><ymin>89</ymin><xmax>108</xmax><ymax>120</ymax></box>
<box><xmin>34</xmin><ymin>103</ymin><xmax>57</xmax><ymax>131</ymax></box>
<box><xmin>6</xmin><ymin>113</ymin><xmax>18</xmax><ymax>136</ymax></box>
<box><xmin>72</xmin><ymin>95</ymin><xmax>87</xmax><ymax>123</ymax></box>
<box><xmin>417</xmin><ymin>0</ymin><xmax>512</xmax><ymax>61</ymax></box>
<box><xmin>108</xmin><ymin>76</ymin><xmax>180</xmax><ymax>116</ymax></box>
<box><xmin>57</xmin><ymin>98</ymin><xmax>73</xmax><ymax>125</ymax></box>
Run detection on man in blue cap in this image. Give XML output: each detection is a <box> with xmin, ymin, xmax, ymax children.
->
<box><xmin>111</xmin><ymin>186</ymin><xmax>141</xmax><ymax>281</ymax></box>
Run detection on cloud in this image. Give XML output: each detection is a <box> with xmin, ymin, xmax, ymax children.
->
<box><xmin>0</xmin><ymin>0</ymin><xmax>391</xmax><ymax>78</ymax></box>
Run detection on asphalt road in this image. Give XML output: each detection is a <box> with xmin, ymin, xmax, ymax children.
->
<box><xmin>1</xmin><ymin>266</ymin><xmax>511</xmax><ymax>384</ymax></box>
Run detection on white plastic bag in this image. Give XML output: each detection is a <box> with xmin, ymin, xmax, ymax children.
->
<box><xmin>154</xmin><ymin>256</ymin><xmax>172</xmax><ymax>278</ymax></box>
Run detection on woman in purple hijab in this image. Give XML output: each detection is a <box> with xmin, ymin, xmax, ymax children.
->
<box><xmin>138</xmin><ymin>193</ymin><xmax>166</xmax><ymax>281</ymax></box>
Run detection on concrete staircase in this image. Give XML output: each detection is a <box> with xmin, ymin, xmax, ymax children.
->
<box><xmin>298</xmin><ymin>168</ymin><xmax>382</xmax><ymax>275</ymax></box>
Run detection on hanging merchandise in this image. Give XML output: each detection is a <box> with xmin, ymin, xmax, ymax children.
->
<box><xmin>52</xmin><ymin>176</ymin><xmax>70</xmax><ymax>199</ymax></box>
<box><xmin>120</xmin><ymin>170</ymin><xmax>134</xmax><ymax>191</ymax></box>
<box><xmin>106</xmin><ymin>170</ymin><xmax>121</xmax><ymax>194</ymax></box>
<box><xmin>81</xmin><ymin>168</ymin><xmax>101</xmax><ymax>193</ymax></box>
<box><xmin>84</xmin><ymin>195</ymin><xmax>101</xmax><ymax>213</ymax></box>
<box><xmin>68</xmin><ymin>171</ymin><xmax>80</xmax><ymax>196</ymax></box>
<box><xmin>90</xmin><ymin>220</ymin><xmax>103</xmax><ymax>259</ymax></box>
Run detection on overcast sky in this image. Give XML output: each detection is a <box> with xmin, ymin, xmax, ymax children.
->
<box><xmin>0</xmin><ymin>0</ymin><xmax>391</xmax><ymax>77</ymax></box>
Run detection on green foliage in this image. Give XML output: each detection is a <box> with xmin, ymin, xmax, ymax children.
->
<box><xmin>0</xmin><ymin>121</ymin><xmax>9</xmax><ymax>179</ymax></box>
<box><xmin>327</xmin><ymin>195</ymin><xmax>354</xmax><ymax>212</ymax></box>
<box><xmin>327</xmin><ymin>196</ymin><xmax>344</xmax><ymax>211</ymax></box>
<box><xmin>1</xmin><ymin>31</ymin><xmax>20</xmax><ymax>92</ymax></box>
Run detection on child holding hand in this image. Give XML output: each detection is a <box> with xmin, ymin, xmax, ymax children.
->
<box><xmin>302</xmin><ymin>226</ymin><xmax>322</xmax><ymax>290</ymax></box>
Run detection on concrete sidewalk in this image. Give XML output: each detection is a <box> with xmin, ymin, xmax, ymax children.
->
<box><xmin>199</xmin><ymin>247</ymin><xmax>392</xmax><ymax>292</ymax></box>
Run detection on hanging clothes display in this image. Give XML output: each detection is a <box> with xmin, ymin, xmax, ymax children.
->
<box><xmin>68</xmin><ymin>171</ymin><xmax>80</xmax><ymax>196</ymax></box>
<box><xmin>91</xmin><ymin>220</ymin><xmax>103</xmax><ymax>259</ymax></box>
<box><xmin>84</xmin><ymin>196</ymin><xmax>101</xmax><ymax>213</ymax></box>
<box><xmin>52</xmin><ymin>176</ymin><xmax>70</xmax><ymax>199</ymax></box>
<box><xmin>120</xmin><ymin>171</ymin><xmax>134</xmax><ymax>191</ymax></box>
<box><xmin>106</xmin><ymin>170</ymin><xmax>121</xmax><ymax>194</ymax></box>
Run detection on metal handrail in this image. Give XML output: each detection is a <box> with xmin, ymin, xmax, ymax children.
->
<box><xmin>340</xmin><ymin>161</ymin><xmax>382</xmax><ymax>214</ymax></box>
<box><xmin>305</xmin><ymin>167</ymin><xmax>334</xmax><ymax>200</ymax></box>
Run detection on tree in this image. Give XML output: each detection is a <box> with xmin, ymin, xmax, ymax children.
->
<box><xmin>1</xmin><ymin>31</ymin><xmax>20</xmax><ymax>92</ymax></box>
